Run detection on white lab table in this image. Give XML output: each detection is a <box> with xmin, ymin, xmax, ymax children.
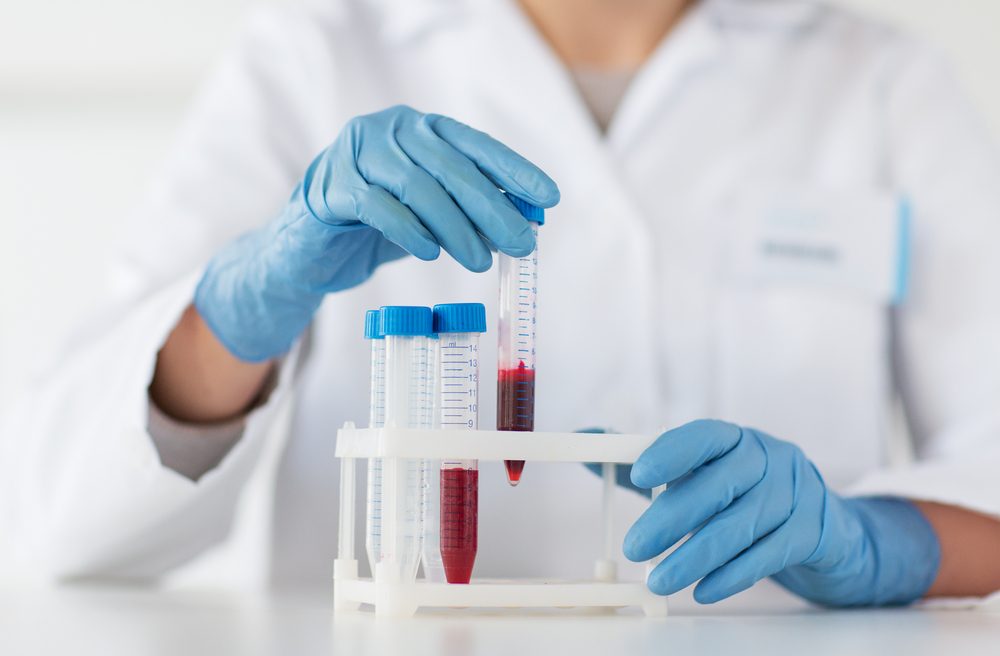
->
<box><xmin>1</xmin><ymin>582</ymin><xmax>998</xmax><ymax>656</ymax></box>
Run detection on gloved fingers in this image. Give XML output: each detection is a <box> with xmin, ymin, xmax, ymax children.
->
<box><xmin>582</xmin><ymin>462</ymin><xmax>647</xmax><ymax>496</ymax></box>
<box><xmin>691</xmin><ymin>511</ymin><xmax>816</xmax><ymax>604</ymax></box>
<box><xmin>642</xmin><ymin>478</ymin><xmax>792</xmax><ymax>596</ymax></box>
<box><xmin>428</xmin><ymin>114</ymin><xmax>560</xmax><ymax>208</ymax></box>
<box><xmin>631</xmin><ymin>419</ymin><xmax>744</xmax><ymax>489</ymax></box>
<box><xmin>623</xmin><ymin>435</ymin><xmax>768</xmax><ymax>563</ymax></box>
<box><xmin>372</xmin><ymin>238</ymin><xmax>409</xmax><ymax>267</ymax></box>
<box><xmin>359</xmin><ymin>141</ymin><xmax>493</xmax><ymax>272</ymax></box>
<box><xmin>351</xmin><ymin>185</ymin><xmax>440</xmax><ymax>261</ymax></box>
<box><xmin>397</xmin><ymin>122</ymin><xmax>537</xmax><ymax>258</ymax></box>
<box><xmin>576</xmin><ymin>428</ymin><xmax>648</xmax><ymax>496</ymax></box>
<box><xmin>307</xmin><ymin>142</ymin><xmax>439</xmax><ymax>263</ymax></box>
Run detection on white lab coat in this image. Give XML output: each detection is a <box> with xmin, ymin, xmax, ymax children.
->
<box><xmin>8</xmin><ymin>0</ymin><xmax>1000</xmax><ymax>592</ymax></box>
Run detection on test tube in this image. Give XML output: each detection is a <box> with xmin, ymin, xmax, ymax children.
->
<box><xmin>378</xmin><ymin>306</ymin><xmax>433</xmax><ymax>584</ymax></box>
<box><xmin>364</xmin><ymin>310</ymin><xmax>386</xmax><ymax>573</ymax></box>
<box><xmin>420</xmin><ymin>333</ymin><xmax>446</xmax><ymax>583</ymax></box>
<box><xmin>434</xmin><ymin>303</ymin><xmax>487</xmax><ymax>584</ymax></box>
<box><xmin>496</xmin><ymin>195</ymin><xmax>543</xmax><ymax>486</ymax></box>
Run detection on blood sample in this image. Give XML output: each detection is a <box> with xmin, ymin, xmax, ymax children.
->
<box><xmin>440</xmin><ymin>468</ymin><xmax>478</xmax><ymax>584</ymax></box>
<box><xmin>496</xmin><ymin>194</ymin><xmax>543</xmax><ymax>486</ymax></box>
<box><xmin>496</xmin><ymin>363</ymin><xmax>535</xmax><ymax>483</ymax></box>
<box><xmin>433</xmin><ymin>303</ymin><xmax>486</xmax><ymax>584</ymax></box>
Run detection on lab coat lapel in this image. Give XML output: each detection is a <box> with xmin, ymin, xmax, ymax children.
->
<box><xmin>608</xmin><ymin>0</ymin><xmax>826</xmax><ymax>155</ymax></box>
<box><xmin>462</xmin><ymin>0</ymin><xmax>657</xmax><ymax>241</ymax></box>
<box><xmin>606</xmin><ymin>1</ymin><xmax>725</xmax><ymax>156</ymax></box>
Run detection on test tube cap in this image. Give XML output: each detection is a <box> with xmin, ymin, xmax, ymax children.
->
<box><xmin>433</xmin><ymin>303</ymin><xmax>487</xmax><ymax>334</ymax></box>
<box><xmin>506</xmin><ymin>193</ymin><xmax>545</xmax><ymax>225</ymax></box>
<box><xmin>364</xmin><ymin>309</ymin><xmax>383</xmax><ymax>340</ymax></box>
<box><xmin>379</xmin><ymin>305</ymin><xmax>433</xmax><ymax>336</ymax></box>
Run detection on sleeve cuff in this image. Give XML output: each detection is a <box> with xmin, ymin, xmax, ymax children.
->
<box><xmin>146</xmin><ymin>363</ymin><xmax>280</xmax><ymax>482</ymax></box>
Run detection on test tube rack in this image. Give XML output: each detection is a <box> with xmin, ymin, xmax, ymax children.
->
<box><xmin>333</xmin><ymin>423</ymin><xmax>669</xmax><ymax>617</ymax></box>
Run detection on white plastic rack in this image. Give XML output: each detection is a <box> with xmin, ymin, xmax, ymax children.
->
<box><xmin>333</xmin><ymin>424</ymin><xmax>668</xmax><ymax>617</ymax></box>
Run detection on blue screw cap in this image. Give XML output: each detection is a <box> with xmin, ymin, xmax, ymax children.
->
<box><xmin>506</xmin><ymin>193</ymin><xmax>545</xmax><ymax>225</ymax></box>
<box><xmin>433</xmin><ymin>303</ymin><xmax>487</xmax><ymax>334</ymax></box>
<box><xmin>364</xmin><ymin>309</ymin><xmax>383</xmax><ymax>340</ymax></box>
<box><xmin>379</xmin><ymin>306</ymin><xmax>433</xmax><ymax>336</ymax></box>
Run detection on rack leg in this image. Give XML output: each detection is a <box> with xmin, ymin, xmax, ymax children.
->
<box><xmin>338</xmin><ymin>456</ymin><xmax>357</xmax><ymax>561</ymax></box>
<box><xmin>642</xmin><ymin>593</ymin><xmax>670</xmax><ymax>618</ymax></box>
<box><xmin>374</xmin><ymin>563</ymin><xmax>419</xmax><ymax>618</ymax></box>
<box><xmin>643</xmin><ymin>482</ymin><xmax>670</xmax><ymax>618</ymax></box>
<box><xmin>595</xmin><ymin>462</ymin><xmax>618</xmax><ymax>582</ymax></box>
<box><xmin>334</xmin><ymin>456</ymin><xmax>360</xmax><ymax>612</ymax></box>
<box><xmin>645</xmin><ymin>484</ymin><xmax>667</xmax><ymax>583</ymax></box>
<box><xmin>333</xmin><ymin>559</ymin><xmax>360</xmax><ymax>612</ymax></box>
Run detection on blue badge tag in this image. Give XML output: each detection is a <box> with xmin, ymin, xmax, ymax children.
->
<box><xmin>724</xmin><ymin>185</ymin><xmax>911</xmax><ymax>306</ymax></box>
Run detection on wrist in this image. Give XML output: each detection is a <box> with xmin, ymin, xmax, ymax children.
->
<box><xmin>844</xmin><ymin>496</ymin><xmax>941</xmax><ymax>605</ymax></box>
<box><xmin>150</xmin><ymin>304</ymin><xmax>275</xmax><ymax>423</ymax></box>
<box><xmin>194</xmin><ymin>217</ymin><xmax>324</xmax><ymax>362</ymax></box>
<box><xmin>777</xmin><ymin>495</ymin><xmax>940</xmax><ymax>607</ymax></box>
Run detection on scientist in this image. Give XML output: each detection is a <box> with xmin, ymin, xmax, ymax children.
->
<box><xmin>10</xmin><ymin>0</ymin><xmax>1000</xmax><ymax>605</ymax></box>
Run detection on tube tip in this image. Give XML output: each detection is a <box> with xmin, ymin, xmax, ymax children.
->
<box><xmin>504</xmin><ymin>460</ymin><xmax>525</xmax><ymax>486</ymax></box>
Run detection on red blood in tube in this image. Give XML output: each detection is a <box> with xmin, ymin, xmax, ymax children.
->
<box><xmin>504</xmin><ymin>459</ymin><xmax>525</xmax><ymax>484</ymax></box>
<box><xmin>497</xmin><ymin>363</ymin><xmax>535</xmax><ymax>484</ymax></box>
<box><xmin>440</xmin><ymin>468</ymin><xmax>479</xmax><ymax>584</ymax></box>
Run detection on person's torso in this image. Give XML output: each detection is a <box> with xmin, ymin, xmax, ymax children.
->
<box><xmin>179</xmin><ymin>0</ymin><xmax>914</xmax><ymax>590</ymax></box>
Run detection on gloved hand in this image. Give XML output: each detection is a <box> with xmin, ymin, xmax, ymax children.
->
<box><xmin>624</xmin><ymin>420</ymin><xmax>941</xmax><ymax>607</ymax></box>
<box><xmin>195</xmin><ymin>105</ymin><xmax>560</xmax><ymax>361</ymax></box>
<box><xmin>579</xmin><ymin>427</ymin><xmax>648</xmax><ymax>494</ymax></box>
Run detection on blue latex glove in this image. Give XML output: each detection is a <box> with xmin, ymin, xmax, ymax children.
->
<box><xmin>195</xmin><ymin>105</ymin><xmax>560</xmax><ymax>361</ymax></box>
<box><xmin>579</xmin><ymin>427</ymin><xmax>647</xmax><ymax>494</ymax></box>
<box><xmin>624</xmin><ymin>420</ymin><xmax>941</xmax><ymax>607</ymax></box>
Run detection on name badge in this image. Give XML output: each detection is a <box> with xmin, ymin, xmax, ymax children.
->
<box><xmin>724</xmin><ymin>185</ymin><xmax>910</xmax><ymax>304</ymax></box>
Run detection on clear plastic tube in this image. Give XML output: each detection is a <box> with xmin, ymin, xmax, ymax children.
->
<box><xmin>420</xmin><ymin>335</ymin><xmax>445</xmax><ymax>582</ymax></box>
<box><xmin>379</xmin><ymin>330</ymin><xmax>430</xmax><ymax>583</ymax></box>
<box><xmin>364</xmin><ymin>322</ymin><xmax>386</xmax><ymax>573</ymax></box>
<box><xmin>439</xmin><ymin>330</ymin><xmax>480</xmax><ymax>584</ymax></box>
<box><xmin>497</xmin><ymin>220</ymin><xmax>538</xmax><ymax>485</ymax></box>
